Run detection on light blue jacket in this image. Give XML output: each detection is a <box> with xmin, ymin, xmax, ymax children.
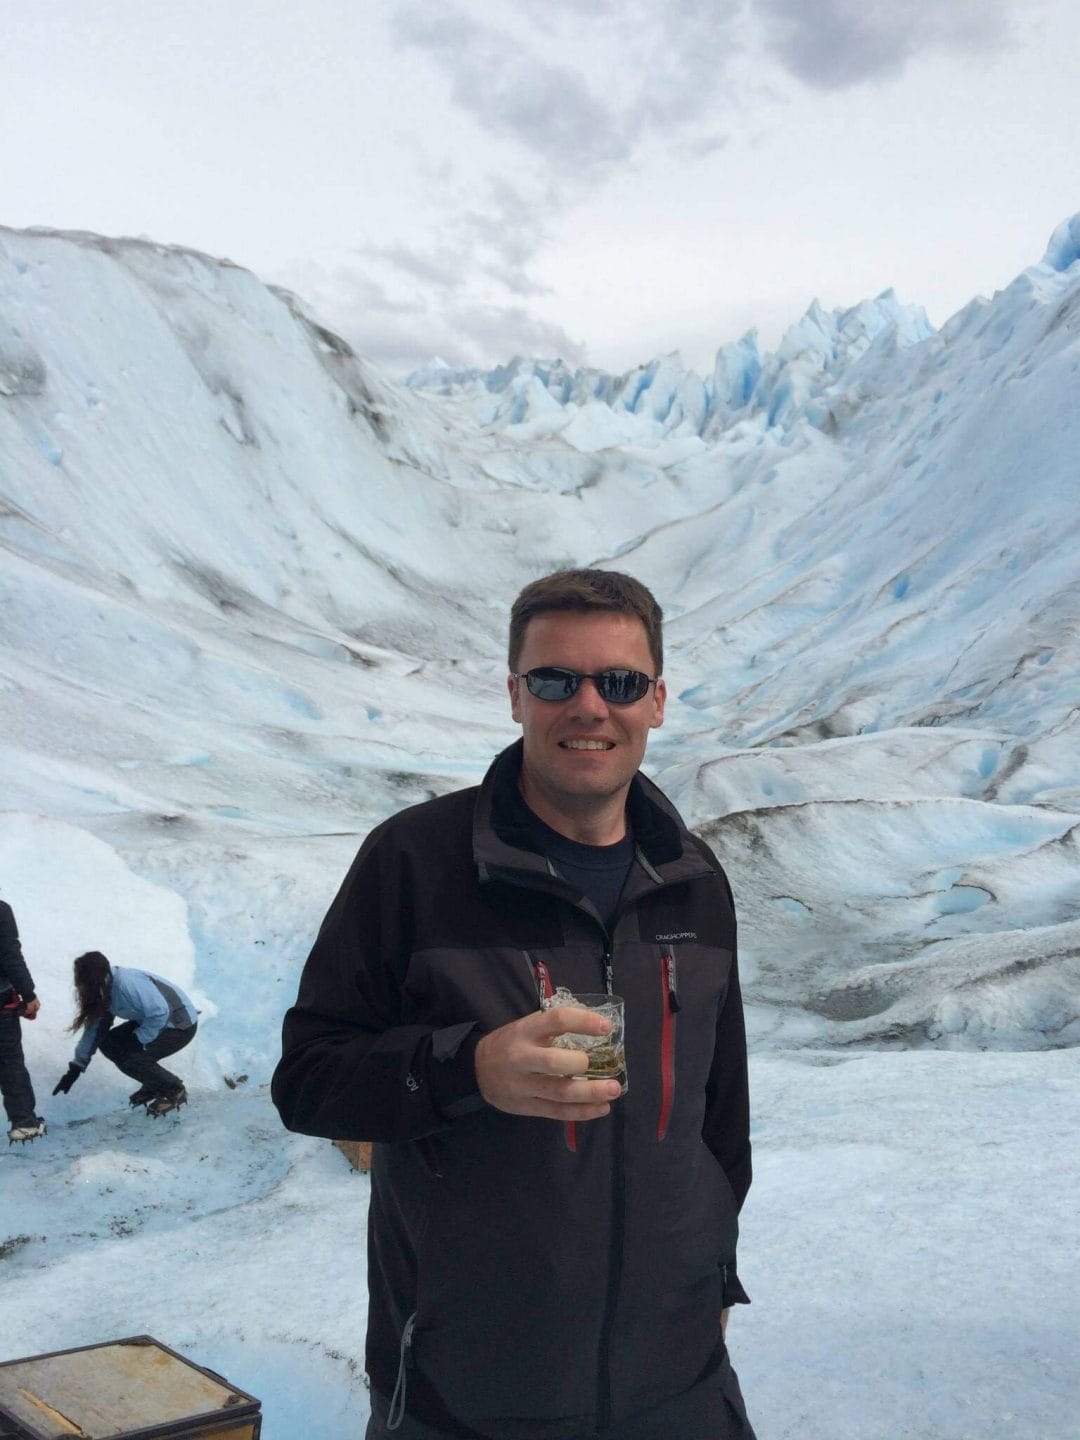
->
<box><xmin>74</xmin><ymin>965</ymin><xmax>197</xmax><ymax>1070</ymax></box>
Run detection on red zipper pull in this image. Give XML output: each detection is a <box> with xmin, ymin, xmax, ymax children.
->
<box><xmin>532</xmin><ymin>956</ymin><xmax>554</xmax><ymax>1003</ymax></box>
<box><xmin>664</xmin><ymin>954</ymin><xmax>680</xmax><ymax>1012</ymax></box>
<box><xmin>658</xmin><ymin>955</ymin><xmax>677</xmax><ymax>1141</ymax></box>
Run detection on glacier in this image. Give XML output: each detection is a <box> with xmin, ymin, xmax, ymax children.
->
<box><xmin>1</xmin><ymin>218</ymin><xmax>1078</xmax><ymax>1438</ymax></box>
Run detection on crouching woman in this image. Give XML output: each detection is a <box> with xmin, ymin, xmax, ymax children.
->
<box><xmin>54</xmin><ymin>952</ymin><xmax>198</xmax><ymax>1116</ymax></box>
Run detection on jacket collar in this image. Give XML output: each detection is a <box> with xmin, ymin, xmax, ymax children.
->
<box><xmin>472</xmin><ymin>740</ymin><xmax>712</xmax><ymax>887</ymax></box>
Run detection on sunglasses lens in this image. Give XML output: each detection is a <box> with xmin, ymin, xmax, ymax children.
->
<box><xmin>598</xmin><ymin>669</ymin><xmax>649</xmax><ymax>703</ymax></box>
<box><xmin>526</xmin><ymin>668</ymin><xmax>579</xmax><ymax>700</ymax></box>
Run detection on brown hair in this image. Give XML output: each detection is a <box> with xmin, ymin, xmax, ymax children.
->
<box><xmin>508</xmin><ymin>569</ymin><xmax>663</xmax><ymax>674</ymax></box>
<box><xmin>69</xmin><ymin>951</ymin><xmax>112</xmax><ymax>1033</ymax></box>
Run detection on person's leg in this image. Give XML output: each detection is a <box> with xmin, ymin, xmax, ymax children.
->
<box><xmin>0</xmin><ymin>1010</ymin><xmax>37</xmax><ymax>1125</ymax></box>
<box><xmin>139</xmin><ymin>1023</ymin><xmax>196</xmax><ymax>1095</ymax></box>
<box><xmin>98</xmin><ymin>1020</ymin><xmax>190</xmax><ymax>1093</ymax></box>
<box><xmin>97</xmin><ymin>1021</ymin><xmax>148</xmax><ymax>1081</ymax></box>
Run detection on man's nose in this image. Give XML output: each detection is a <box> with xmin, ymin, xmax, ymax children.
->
<box><xmin>568</xmin><ymin>676</ymin><xmax>610</xmax><ymax>718</ymax></box>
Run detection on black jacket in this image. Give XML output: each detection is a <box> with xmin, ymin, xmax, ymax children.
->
<box><xmin>273</xmin><ymin>743</ymin><xmax>751</xmax><ymax>1439</ymax></box>
<box><xmin>0</xmin><ymin>902</ymin><xmax>36</xmax><ymax>1002</ymax></box>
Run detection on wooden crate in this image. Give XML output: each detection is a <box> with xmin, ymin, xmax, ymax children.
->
<box><xmin>0</xmin><ymin>1334</ymin><xmax>261</xmax><ymax>1439</ymax></box>
<box><xmin>332</xmin><ymin>1139</ymin><xmax>373</xmax><ymax>1173</ymax></box>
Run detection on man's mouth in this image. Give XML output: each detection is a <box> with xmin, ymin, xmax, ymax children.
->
<box><xmin>559</xmin><ymin>739</ymin><xmax>615</xmax><ymax>750</ymax></box>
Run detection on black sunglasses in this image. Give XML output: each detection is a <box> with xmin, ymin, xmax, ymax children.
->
<box><xmin>513</xmin><ymin>667</ymin><xmax>658</xmax><ymax>704</ymax></box>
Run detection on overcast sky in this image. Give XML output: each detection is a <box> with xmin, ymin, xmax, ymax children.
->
<box><xmin>3</xmin><ymin>0</ymin><xmax>1078</xmax><ymax>377</ymax></box>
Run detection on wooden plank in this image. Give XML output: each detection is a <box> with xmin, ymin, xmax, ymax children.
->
<box><xmin>332</xmin><ymin>1139</ymin><xmax>372</xmax><ymax>1172</ymax></box>
<box><xmin>15</xmin><ymin>1387</ymin><xmax>87</xmax><ymax>1435</ymax></box>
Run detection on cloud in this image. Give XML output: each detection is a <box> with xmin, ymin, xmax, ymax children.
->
<box><xmin>457</xmin><ymin>177</ymin><xmax>556</xmax><ymax>296</ymax></box>
<box><xmin>392</xmin><ymin>2</ymin><xmax>630</xmax><ymax>172</ymax></box>
<box><xmin>617</xmin><ymin>1</ymin><xmax>743</xmax><ymax>135</ymax></box>
<box><xmin>683</xmin><ymin>133</ymin><xmax>730</xmax><ymax>160</ymax></box>
<box><xmin>278</xmin><ymin>261</ymin><xmax>427</xmax><ymax>318</ymax></box>
<box><xmin>386</xmin><ymin>0</ymin><xmax>745</xmax><ymax>298</ymax></box>
<box><xmin>447</xmin><ymin>300</ymin><xmax>588</xmax><ymax>367</ymax></box>
<box><xmin>357</xmin><ymin>244</ymin><xmax>464</xmax><ymax>293</ymax></box>
<box><xmin>392</xmin><ymin>0</ymin><xmax>743</xmax><ymax>177</ymax></box>
<box><xmin>755</xmin><ymin>0</ymin><xmax>1015</xmax><ymax>89</ymax></box>
<box><xmin>355</xmin><ymin>176</ymin><xmax>555</xmax><ymax>303</ymax></box>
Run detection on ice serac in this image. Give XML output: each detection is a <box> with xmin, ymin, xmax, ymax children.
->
<box><xmin>709</xmin><ymin>329</ymin><xmax>761</xmax><ymax>428</ymax></box>
<box><xmin>1041</xmin><ymin>212</ymin><xmax>1080</xmax><ymax>273</ymax></box>
<box><xmin>1</xmin><ymin>217</ymin><xmax>1079</xmax><ymax>1078</ymax></box>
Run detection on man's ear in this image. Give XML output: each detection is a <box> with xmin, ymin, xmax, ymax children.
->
<box><xmin>650</xmin><ymin>677</ymin><xmax>667</xmax><ymax>729</ymax></box>
<box><xmin>508</xmin><ymin>673</ymin><xmax>524</xmax><ymax>724</ymax></box>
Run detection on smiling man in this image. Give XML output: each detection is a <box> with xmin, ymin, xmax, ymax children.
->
<box><xmin>273</xmin><ymin>569</ymin><xmax>755</xmax><ymax>1440</ymax></box>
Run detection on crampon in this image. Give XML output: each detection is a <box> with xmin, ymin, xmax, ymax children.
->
<box><xmin>8</xmin><ymin>1117</ymin><xmax>46</xmax><ymax>1144</ymax></box>
<box><xmin>146</xmin><ymin>1087</ymin><xmax>187</xmax><ymax>1119</ymax></box>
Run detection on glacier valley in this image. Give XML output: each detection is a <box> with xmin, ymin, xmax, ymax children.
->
<box><xmin>1</xmin><ymin>217</ymin><xmax>1078</xmax><ymax>1438</ymax></box>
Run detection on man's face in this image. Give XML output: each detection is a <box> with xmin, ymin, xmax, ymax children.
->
<box><xmin>508</xmin><ymin>610</ymin><xmax>666</xmax><ymax>818</ymax></box>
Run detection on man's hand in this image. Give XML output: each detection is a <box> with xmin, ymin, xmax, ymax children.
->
<box><xmin>721</xmin><ymin>1307</ymin><xmax>731</xmax><ymax>1339</ymax></box>
<box><xmin>475</xmin><ymin>1006</ymin><xmax>622</xmax><ymax>1121</ymax></box>
<box><xmin>22</xmin><ymin>998</ymin><xmax>41</xmax><ymax>1020</ymax></box>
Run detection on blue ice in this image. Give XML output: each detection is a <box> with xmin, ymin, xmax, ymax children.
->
<box><xmin>624</xmin><ymin>370</ymin><xmax>653</xmax><ymax>412</ymax></box>
<box><xmin>766</xmin><ymin>382</ymin><xmax>792</xmax><ymax>427</ymax></box>
<box><xmin>678</xmin><ymin>684</ymin><xmax>713</xmax><ymax>708</ymax></box>
<box><xmin>283</xmin><ymin>690</ymin><xmax>321</xmax><ymax>719</ymax></box>
<box><xmin>1042</xmin><ymin>213</ymin><xmax>1080</xmax><ymax>272</ymax></box>
<box><xmin>773</xmin><ymin>896</ymin><xmax>812</xmax><ymax>916</ymax></box>
<box><xmin>36</xmin><ymin>435</ymin><xmax>63</xmax><ymax>466</ymax></box>
<box><xmin>936</xmin><ymin>885</ymin><xmax>991</xmax><ymax>915</ymax></box>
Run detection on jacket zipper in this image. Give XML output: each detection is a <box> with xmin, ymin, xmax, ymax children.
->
<box><xmin>596</xmin><ymin>938</ymin><xmax>619</xmax><ymax>1431</ymax></box>
<box><xmin>658</xmin><ymin>954</ymin><xmax>678</xmax><ymax>1142</ymax></box>
<box><xmin>597</xmin><ymin>1073</ymin><xmax>625</xmax><ymax>1432</ymax></box>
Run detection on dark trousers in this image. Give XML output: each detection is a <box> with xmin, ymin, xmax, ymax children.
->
<box><xmin>98</xmin><ymin>1019</ymin><xmax>196</xmax><ymax>1094</ymax></box>
<box><xmin>0</xmin><ymin>1007</ymin><xmax>37</xmax><ymax>1125</ymax></box>
<box><xmin>365</xmin><ymin>1347</ymin><xmax>756</xmax><ymax>1440</ymax></box>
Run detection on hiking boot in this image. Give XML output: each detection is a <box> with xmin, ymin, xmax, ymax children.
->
<box><xmin>8</xmin><ymin>1117</ymin><xmax>46</xmax><ymax>1144</ymax></box>
<box><xmin>129</xmin><ymin>1086</ymin><xmax>155</xmax><ymax>1108</ymax></box>
<box><xmin>147</xmin><ymin>1086</ymin><xmax>187</xmax><ymax>1118</ymax></box>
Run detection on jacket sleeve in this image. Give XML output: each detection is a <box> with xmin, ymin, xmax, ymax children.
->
<box><xmin>271</xmin><ymin>822</ymin><xmax>483</xmax><ymax>1144</ymax></box>
<box><xmin>0</xmin><ymin>903</ymin><xmax>37</xmax><ymax>1001</ymax></box>
<box><xmin>700</xmin><ymin>863</ymin><xmax>752</xmax><ymax>1307</ymax></box>
<box><xmin>74</xmin><ymin>1017</ymin><xmax>108</xmax><ymax>1070</ymax></box>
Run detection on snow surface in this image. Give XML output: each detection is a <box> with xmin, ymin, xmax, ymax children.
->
<box><xmin>3</xmin><ymin>1054</ymin><xmax>1076</xmax><ymax>1439</ymax></box>
<box><xmin>2</xmin><ymin>218</ymin><xmax>1079</xmax><ymax>1437</ymax></box>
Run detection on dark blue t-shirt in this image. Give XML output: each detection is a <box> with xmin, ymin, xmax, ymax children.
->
<box><xmin>524</xmin><ymin>811</ymin><xmax>634</xmax><ymax>934</ymax></box>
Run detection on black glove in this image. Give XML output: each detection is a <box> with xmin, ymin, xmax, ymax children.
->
<box><xmin>53</xmin><ymin>1063</ymin><xmax>82</xmax><ymax>1096</ymax></box>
